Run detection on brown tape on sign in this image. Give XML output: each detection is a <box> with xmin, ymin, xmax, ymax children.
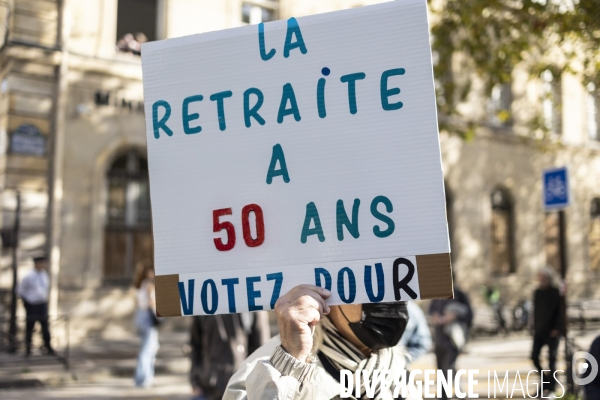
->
<box><xmin>155</xmin><ymin>274</ymin><xmax>182</xmax><ymax>317</ymax></box>
<box><xmin>416</xmin><ymin>253</ymin><xmax>454</xmax><ymax>299</ymax></box>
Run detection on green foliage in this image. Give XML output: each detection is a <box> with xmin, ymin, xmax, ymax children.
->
<box><xmin>428</xmin><ymin>0</ymin><xmax>600</xmax><ymax>135</ymax></box>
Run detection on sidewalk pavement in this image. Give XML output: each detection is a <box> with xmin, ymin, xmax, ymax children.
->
<box><xmin>0</xmin><ymin>330</ymin><xmax>192</xmax><ymax>400</ymax></box>
<box><xmin>0</xmin><ymin>327</ymin><xmax>598</xmax><ymax>399</ymax></box>
<box><xmin>412</xmin><ymin>328</ymin><xmax>600</xmax><ymax>398</ymax></box>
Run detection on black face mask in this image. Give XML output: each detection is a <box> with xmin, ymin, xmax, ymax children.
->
<box><xmin>340</xmin><ymin>302</ymin><xmax>409</xmax><ymax>351</ymax></box>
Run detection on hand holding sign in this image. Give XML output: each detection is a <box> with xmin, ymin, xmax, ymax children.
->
<box><xmin>275</xmin><ymin>284</ymin><xmax>331</xmax><ymax>362</ymax></box>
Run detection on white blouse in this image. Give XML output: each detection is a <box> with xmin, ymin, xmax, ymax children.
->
<box><xmin>136</xmin><ymin>279</ymin><xmax>155</xmax><ymax>310</ymax></box>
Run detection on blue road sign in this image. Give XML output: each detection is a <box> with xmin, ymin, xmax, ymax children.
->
<box><xmin>543</xmin><ymin>167</ymin><xmax>569</xmax><ymax>210</ymax></box>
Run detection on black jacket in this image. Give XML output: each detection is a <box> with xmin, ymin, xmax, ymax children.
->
<box><xmin>532</xmin><ymin>286</ymin><xmax>562</xmax><ymax>337</ymax></box>
<box><xmin>429</xmin><ymin>287</ymin><xmax>473</xmax><ymax>349</ymax></box>
<box><xmin>190</xmin><ymin>312</ymin><xmax>270</xmax><ymax>400</ymax></box>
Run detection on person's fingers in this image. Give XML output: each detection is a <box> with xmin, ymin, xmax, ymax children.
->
<box><xmin>295</xmin><ymin>284</ymin><xmax>332</xmax><ymax>299</ymax></box>
<box><xmin>285</xmin><ymin>291</ymin><xmax>325</xmax><ymax>315</ymax></box>
<box><xmin>292</xmin><ymin>285</ymin><xmax>331</xmax><ymax>312</ymax></box>
<box><xmin>291</xmin><ymin>306</ymin><xmax>321</xmax><ymax>327</ymax></box>
<box><xmin>306</xmin><ymin>307</ymin><xmax>322</xmax><ymax>327</ymax></box>
<box><xmin>275</xmin><ymin>284</ymin><xmax>332</xmax><ymax>316</ymax></box>
<box><xmin>293</xmin><ymin>289</ymin><xmax>330</xmax><ymax>315</ymax></box>
<box><xmin>277</xmin><ymin>295</ymin><xmax>322</xmax><ymax>320</ymax></box>
<box><xmin>284</xmin><ymin>306</ymin><xmax>321</xmax><ymax>333</ymax></box>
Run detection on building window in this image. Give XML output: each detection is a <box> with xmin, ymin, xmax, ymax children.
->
<box><xmin>242</xmin><ymin>1</ymin><xmax>278</xmax><ymax>24</ymax></box>
<box><xmin>116</xmin><ymin>0</ymin><xmax>158</xmax><ymax>55</ymax></box>
<box><xmin>542</xmin><ymin>70</ymin><xmax>562</xmax><ymax>135</ymax></box>
<box><xmin>490</xmin><ymin>188</ymin><xmax>515</xmax><ymax>274</ymax></box>
<box><xmin>587</xmin><ymin>83</ymin><xmax>599</xmax><ymax>141</ymax></box>
<box><xmin>488</xmin><ymin>83</ymin><xmax>512</xmax><ymax>127</ymax></box>
<box><xmin>545</xmin><ymin>211</ymin><xmax>566</xmax><ymax>276</ymax></box>
<box><xmin>590</xmin><ymin>198</ymin><xmax>600</xmax><ymax>271</ymax></box>
<box><xmin>104</xmin><ymin>150</ymin><xmax>153</xmax><ymax>283</ymax></box>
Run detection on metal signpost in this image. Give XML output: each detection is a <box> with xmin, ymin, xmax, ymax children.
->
<box><xmin>543</xmin><ymin>166</ymin><xmax>572</xmax><ymax>393</ymax></box>
<box><xmin>543</xmin><ymin>167</ymin><xmax>569</xmax><ymax>210</ymax></box>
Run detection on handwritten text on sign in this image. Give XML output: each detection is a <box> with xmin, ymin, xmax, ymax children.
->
<box><xmin>176</xmin><ymin>257</ymin><xmax>422</xmax><ymax>315</ymax></box>
<box><xmin>142</xmin><ymin>1</ymin><xmax>451</xmax><ymax>316</ymax></box>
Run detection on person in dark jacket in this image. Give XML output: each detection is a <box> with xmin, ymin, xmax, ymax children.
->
<box><xmin>190</xmin><ymin>312</ymin><xmax>270</xmax><ymax>400</ymax></box>
<box><xmin>531</xmin><ymin>267</ymin><xmax>562</xmax><ymax>395</ymax></box>
<box><xmin>429</xmin><ymin>285</ymin><xmax>473</xmax><ymax>400</ymax></box>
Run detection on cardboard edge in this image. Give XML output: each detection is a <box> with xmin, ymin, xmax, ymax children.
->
<box><xmin>416</xmin><ymin>253</ymin><xmax>454</xmax><ymax>300</ymax></box>
<box><xmin>155</xmin><ymin>274</ymin><xmax>182</xmax><ymax>317</ymax></box>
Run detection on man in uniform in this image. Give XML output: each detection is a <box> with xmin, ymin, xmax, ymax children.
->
<box><xmin>18</xmin><ymin>256</ymin><xmax>54</xmax><ymax>356</ymax></box>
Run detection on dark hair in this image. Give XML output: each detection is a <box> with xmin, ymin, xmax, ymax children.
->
<box><xmin>133</xmin><ymin>261</ymin><xmax>154</xmax><ymax>289</ymax></box>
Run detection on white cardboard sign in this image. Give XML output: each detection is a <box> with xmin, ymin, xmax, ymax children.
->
<box><xmin>142</xmin><ymin>0</ymin><xmax>451</xmax><ymax>317</ymax></box>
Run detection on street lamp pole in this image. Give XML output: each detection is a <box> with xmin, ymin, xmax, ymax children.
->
<box><xmin>46</xmin><ymin>0</ymin><xmax>68</xmax><ymax>320</ymax></box>
<box><xmin>558</xmin><ymin>210</ymin><xmax>573</xmax><ymax>394</ymax></box>
<box><xmin>8</xmin><ymin>191</ymin><xmax>21</xmax><ymax>353</ymax></box>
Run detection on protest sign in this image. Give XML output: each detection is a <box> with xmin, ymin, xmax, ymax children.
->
<box><xmin>142</xmin><ymin>0</ymin><xmax>453</xmax><ymax>317</ymax></box>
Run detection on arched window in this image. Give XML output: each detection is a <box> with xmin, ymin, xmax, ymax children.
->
<box><xmin>103</xmin><ymin>149</ymin><xmax>153</xmax><ymax>282</ymax></box>
<box><xmin>491</xmin><ymin>188</ymin><xmax>515</xmax><ymax>274</ymax></box>
<box><xmin>590</xmin><ymin>198</ymin><xmax>600</xmax><ymax>271</ymax></box>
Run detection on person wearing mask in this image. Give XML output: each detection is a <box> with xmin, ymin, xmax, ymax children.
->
<box><xmin>133</xmin><ymin>263</ymin><xmax>160</xmax><ymax>387</ymax></box>
<box><xmin>223</xmin><ymin>285</ymin><xmax>419</xmax><ymax>400</ymax></box>
<box><xmin>18</xmin><ymin>255</ymin><xmax>54</xmax><ymax>356</ymax></box>
<box><xmin>190</xmin><ymin>312</ymin><xmax>270</xmax><ymax>400</ymax></box>
<box><xmin>531</xmin><ymin>267</ymin><xmax>562</xmax><ymax>396</ymax></box>
<box><xmin>398</xmin><ymin>301</ymin><xmax>432</xmax><ymax>367</ymax></box>
<box><xmin>429</xmin><ymin>284</ymin><xmax>473</xmax><ymax>400</ymax></box>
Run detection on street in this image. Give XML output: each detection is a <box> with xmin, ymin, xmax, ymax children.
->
<box><xmin>0</xmin><ymin>327</ymin><xmax>597</xmax><ymax>399</ymax></box>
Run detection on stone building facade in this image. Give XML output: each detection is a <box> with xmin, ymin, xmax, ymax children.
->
<box><xmin>0</xmin><ymin>0</ymin><xmax>598</xmax><ymax>341</ymax></box>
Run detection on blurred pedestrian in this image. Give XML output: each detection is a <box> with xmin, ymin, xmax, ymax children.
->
<box><xmin>480</xmin><ymin>284</ymin><xmax>506</xmax><ymax>334</ymax></box>
<box><xmin>429</xmin><ymin>283</ymin><xmax>473</xmax><ymax>400</ymax></box>
<box><xmin>512</xmin><ymin>298</ymin><xmax>531</xmax><ymax>331</ymax></box>
<box><xmin>133</xmin><ymin>263</ymin><xmax>160</xmax><ymax>387</ymax></box>
<box><xmin>398</xmin><ymin>301</ymin><xmax>432</xmax><ymax>367</ymax></box>
<box><xmin>584</xmin><ymin>335</ymin><xmax>600</xmax><ymax>400</ymax></box>
<box><xmin>190</xmin><ymin>312</ymin><xmax>270</xmax><ymax>400</ymax></box>
<box><xmin>531</xmin><ymin>267</ymin><xmax>562</xmax><ymax>396</ymax></box>
<box><xmin>17</xmin><ymin>255</ymin><xmax>55</xmax><ymax>356</ymax></box>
